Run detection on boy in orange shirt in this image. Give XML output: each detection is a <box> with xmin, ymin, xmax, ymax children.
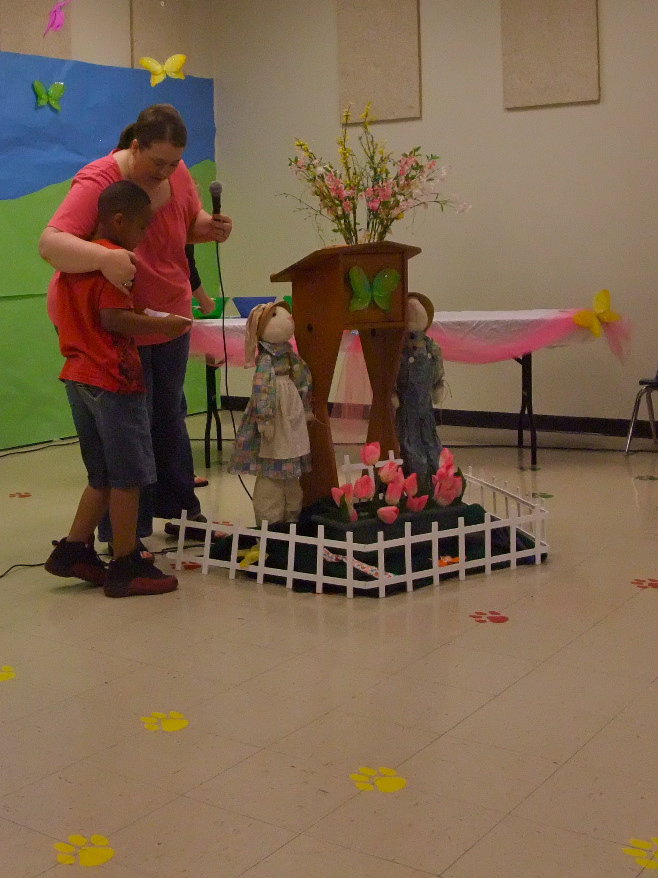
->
<box><xmin>45</xmin><ymin>180</ymin><xmax>190</xmax><ymax>597</ymax></box>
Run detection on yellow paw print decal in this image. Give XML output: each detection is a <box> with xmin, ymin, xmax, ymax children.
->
<box><xmin>141</xmin><ymin>710</ymin><xmax>189</xmax><ymax>732</ymax></box>
<box><xmin>622</xmin><ymin>836</ymin><xmax>658</xmax><ymax>869</ymax></box>
<box><xmin>0</xmin><ymin>665</ymin><xmax>16</xmax><ymax>681</ymax></box>
<box><xmin>54</xmin><ymin>834</ymin><xmax>115</xmax><ymax>866</ymax></box>
<box><xmin>350</xmin><ymin>766</ymin><xmax>407</xmax><ymax>793</ymax></box>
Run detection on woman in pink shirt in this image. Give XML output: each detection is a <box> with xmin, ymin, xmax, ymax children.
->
<box><xmin>40</xmin><ymin>103</ymin><xmax>232</xmax><ymax>543</ymax></box>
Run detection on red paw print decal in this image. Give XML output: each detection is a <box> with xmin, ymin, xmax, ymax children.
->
<box><xmin>9</xmin><ymin>492</ymin><xmax>31</xmax><ymax>498</ymax></box>
<box><xmin>470</xmin><ymin>610</ymin><xmax>509</xmax><ymax>623</ymax></box>
<box><xmin>170</xmin><ymin>561</ymin><xmax>202</xmax><ymax>571</ymax></box>
<box><xmin>632</xmin><ymin>578</ymin><xmax>658</xmax><ymax>589</ymax></box>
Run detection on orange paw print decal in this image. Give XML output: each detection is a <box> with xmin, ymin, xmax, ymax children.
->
<box><xmin>622</xmin><ymin>836</ymin><xmax>658</xmax><ymax>869</ymax></box>
<box><xmin>9</xmin><ymin>492</ymin><xmax>31</xmax><ymax>498</ymax></box>
<box><xmin>470</xmin><ymin>610</ymin><xmax>509</xmax><ymax>623</ymax></box>
<box><xmin>632</xmin><ymin>578</ymin><xmax>658</xmax><ymax>589</ymax></box>
<box><xmin>350</xmin><ymin>766</ymin><xmax>407</xmax><ymax>793</ymax></box>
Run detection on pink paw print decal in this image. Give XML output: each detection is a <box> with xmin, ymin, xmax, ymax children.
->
<box><xmin>470</xmin><ymin>610</ymin><xmax>509</xmax><ymax>624</ymax></box>
<box><xmin>632</xmin><ymin>578</ymin><xmax>658</xmax><ymax>589</ymax></box>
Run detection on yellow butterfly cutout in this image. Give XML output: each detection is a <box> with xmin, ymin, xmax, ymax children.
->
<box><xmin>572</xmin><ymin>289</ymin><xmax>621</xmax><ymax>337</ymax></box>
<box><xmin>139</xmin><ymin>54</ymin><xmax>187</xmax><ymax>87</ymax></box>
<box><xmin>237</xmin><ymin>546</ymin><xmax>262</xmax><ymax>568</ymax></box>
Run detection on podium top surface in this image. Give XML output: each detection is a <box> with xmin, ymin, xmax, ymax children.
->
<box><xmin>270</xmin><ymin>240</ymin><xmax>422</xmax><ymax>283</ymax></box>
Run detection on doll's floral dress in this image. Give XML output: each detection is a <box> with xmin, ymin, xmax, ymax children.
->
<box><xmin>229</xmin><ymin>340</ymin><xmax>312</xmax><ymax>478</ymax></box>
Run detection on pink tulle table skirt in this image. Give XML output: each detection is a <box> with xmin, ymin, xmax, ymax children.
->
<box><xmin>189</xmin><ymin>309</ymin><xmax>630</xmax><ymax>369</ymax></box>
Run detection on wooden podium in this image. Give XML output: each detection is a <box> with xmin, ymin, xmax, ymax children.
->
<box><xmin>271</xmin><ymin>241</ymin><xmax>421</xmax><ymax>504</ymax></box>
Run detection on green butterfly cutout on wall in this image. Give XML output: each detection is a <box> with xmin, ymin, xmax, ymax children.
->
<box><xmin>348</xmin><ymin>266</ymin><xmax>400</xmax><ymax>312</ymax></box>
<box><xmin>33</xmin><ymin>80</ymin><xmax>66</xmax><ymax>111</ymax></box>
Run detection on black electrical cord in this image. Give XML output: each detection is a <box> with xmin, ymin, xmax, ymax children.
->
<box><xmin>213</xmin><ymin>238</ymin><xmax>253</xmax><ymax>501</ymax></box>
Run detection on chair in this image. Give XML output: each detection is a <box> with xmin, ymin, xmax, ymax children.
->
<box><xmin>624</xmin><ymin>368</ymin><xmax>658</xmax><ymax>453</ymax></box>
<box><xmin>204</xmin><ymin>355</ymin><xmax>224</xmax><ymax>467</ymax></box>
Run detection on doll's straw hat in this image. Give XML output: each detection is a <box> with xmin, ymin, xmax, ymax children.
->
<box><xmin>244</xmin><ymin>299</ymin><xmax>292</xmax><ymax>367</ymax></box>
<box><xmin>408</xmin><ymin>292</ymin><xmax>434</xmax><ymax>331</ymax></box>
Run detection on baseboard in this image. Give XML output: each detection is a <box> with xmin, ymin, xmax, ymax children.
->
<box><xmin>215</xmin><ymin>397</ymin><xmax>653</xmax><ymax>440</ymax></box>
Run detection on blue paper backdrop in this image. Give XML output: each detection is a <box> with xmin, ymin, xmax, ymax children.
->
<box><xmin>0</xmin><ymin>51</ymin><xmax>215</xmax><ymax>199</ymax></box>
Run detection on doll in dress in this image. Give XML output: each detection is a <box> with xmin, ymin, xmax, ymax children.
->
<box><xmin>229</xmin><ymin>300</ymin><xmax>313</xmax><ymax>525</ymax></box>
<box><xmin>394</xmin><ymin>292</ymin><xmax>445</xmax><ymax>487</ymax></box>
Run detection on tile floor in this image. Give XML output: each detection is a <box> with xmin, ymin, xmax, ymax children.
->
<box><xmin>0</xmin><ymin>414</ymin><xmax>657</xmax><ymax>877</ymax></box>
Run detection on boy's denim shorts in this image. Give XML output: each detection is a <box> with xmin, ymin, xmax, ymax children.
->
<box><xmin>65</xmin><ymin>381</ymin><xmax>157</xmax><ymax>489</ymax></box>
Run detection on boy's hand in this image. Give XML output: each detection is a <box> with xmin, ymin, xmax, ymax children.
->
<box><xmin>159</xmin><ymin>314</ymin><xmax>193</xmax><ymax>338</ymax></box>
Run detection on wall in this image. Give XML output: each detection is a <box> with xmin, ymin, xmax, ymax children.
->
<box><xmin>212</xmin><ymin>0</ymin><xmax>658</xmax><ymax>420</ymax></box>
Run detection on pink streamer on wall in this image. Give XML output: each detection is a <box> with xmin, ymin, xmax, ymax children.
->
<box><xmin>44</xmin><ymin>0</ymin><xmax>72</xmax><ymax>36</ymax></box>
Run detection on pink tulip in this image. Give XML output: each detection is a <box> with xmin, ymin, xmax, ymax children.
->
<box><xmin>331</xmin><ymin>483</ymin><xmax>354</xmax><ymax>506</ymax></box>
<box><xmin>377</xmin><ymin>506</ymin><xmax>399</xmax><ymax>525</ymax></box>
<box><xmin>385</xmin><ymin>477</ymin><xmax>404</xmax><ymax>505</ymax></box>
<box><xmin>359</xmin><ymin>442</ymin><xmax>381</xmax><ymax>466</ymax></box>
<box><xmin>348</xmin><ymin>506</ymin><xmax>359</xmax><ymax>523</ymax></box>
<box><xmin>434</xmin><ymin>474</ymin><xmax>463</xmax><ymax>506</ymax></box>
<box><xmin>378</xmin><ymin>460</ymin><xmax>400</xmax><ymax>484</ymax></box>
<box><xmin>353</xmin><ymin>474</ymin><xmax>376</xmax><ymax>501</ymax></box>
<box><xmin>406</xmin><ymin>494</ymin><xmax>429</xmax><ymax>513</ymax></box>
<box><xmin>403</xmin><ymin>473</ymin><xmax>418</xmax><ymax>497</ymax></box>
<box><xmin>439</xmin><ymin>447</ymin><xmax>455</xmax><ymax>472</ymax></box>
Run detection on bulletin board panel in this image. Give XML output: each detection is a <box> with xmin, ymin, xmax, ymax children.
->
<box><xmin>337</xmin><ymin>0</ymin><xmax>421</xmax><ymax>122</ymax></box>
<box><xmin>501</xmin><ymin>0</ymin><xmax>599</xmax><ymax>109</ymax></box>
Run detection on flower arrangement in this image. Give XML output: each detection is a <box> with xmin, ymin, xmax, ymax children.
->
<box><xmin>330</xmin><ymin>442</ymin><xmax>465</xmax><ymax>525</ymax></box>
<box><xmin>288</xmin><ymin>104</ymin><xmax>468</xmax><ymax>246</ymax></box>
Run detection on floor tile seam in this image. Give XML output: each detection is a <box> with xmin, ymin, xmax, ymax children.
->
<box><xmin>82</xmin><ymin>790</ymin><xmax>185</xmax><ymax>840</ymax></box>
<box><xmin>170</xmin><ymin>744</ymin><xmax>270</xmax><ymax>796</ymax></box>
<box><xmin>0</xmin><ymin>812</ymin><xmax>65</xmax><ymax>844</ymax></box>
<box><xmin>519</xmin><ymin>711</ymin><xmax>656</xmax><ymax>792</ymax></box>
<box><xmin>234</xmin><ymin>828</ymin><xmax>308</xmax><ymax>877</ymax></box>
<box><xmin>507</xmin><ymin>805</ymin><xmax>656</xmax><ymax>852</ymax></box>
<box><xmin>240</xmin><ymin>826</ymin><xmax>443</xmax><ymax>877</ymax></box>
<box><xmin>0</xmin><ymin>751</ymin><xmax>83</xmax><ymax>800</ymax></box>
<box><xmin>0</xmin><ymin>723</ymin><xmax>166</xmax><ymax>800</ymax></box>
<box><xmin>179</xmin><ymin>788</ymin><xmax>322</xmax><ymax>835</ymax></box>
<box><xmin>0</xmin><ymin>671</ymin><xmax>158</xmax><ymax>731</ymax></box>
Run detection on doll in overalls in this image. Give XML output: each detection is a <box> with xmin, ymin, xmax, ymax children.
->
<box><xmin>394</xmin><ymin>293</ymin><xmax>445</xmax><ymax>488</ymax></box>
<box><xmin>229</xmin><ymin>300</ymin><xmax>313</xmax><ymax>525</ymax></box>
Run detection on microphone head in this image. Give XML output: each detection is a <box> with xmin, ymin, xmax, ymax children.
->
<box><xmin>209</xmin><ymin>180</ymin><xmax>223</xmax><ymax>199</ymax></box>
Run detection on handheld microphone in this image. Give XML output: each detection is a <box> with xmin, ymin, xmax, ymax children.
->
<box><xmin>209</xmin><ymin>180</ymin><xmax>223</xmax><ymax>216</ymax></box>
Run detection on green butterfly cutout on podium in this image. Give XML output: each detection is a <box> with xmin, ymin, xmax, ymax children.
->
<box><xmin>32</xmin><ymin>80</ymin><xmax>66</xmax><ymax>111</ymax></box>
<box><xmin>348</xmin><ymin>266</ymin><xmax>400</xmax><ymax>312</ymax></box>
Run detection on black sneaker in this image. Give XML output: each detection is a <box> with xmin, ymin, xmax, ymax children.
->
<box><xmin>45</xmin><ymin>538</ymin><xmax>107</xmax><ymax>587</ymax></box>
<box><xmin>164</xmin><ymin>513</ymin><xmax>209</xmax><ymax>541</ymax></box>
<box><xmin>104</xmin><ymin>548</ymin><xmax>178</xmax><ymax>598</ymax></box>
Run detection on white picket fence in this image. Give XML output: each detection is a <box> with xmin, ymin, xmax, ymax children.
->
<box><xmin>168</xmin><ymin>462</ymin><xmax>549</xmax><ymax>598</ymax></box>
